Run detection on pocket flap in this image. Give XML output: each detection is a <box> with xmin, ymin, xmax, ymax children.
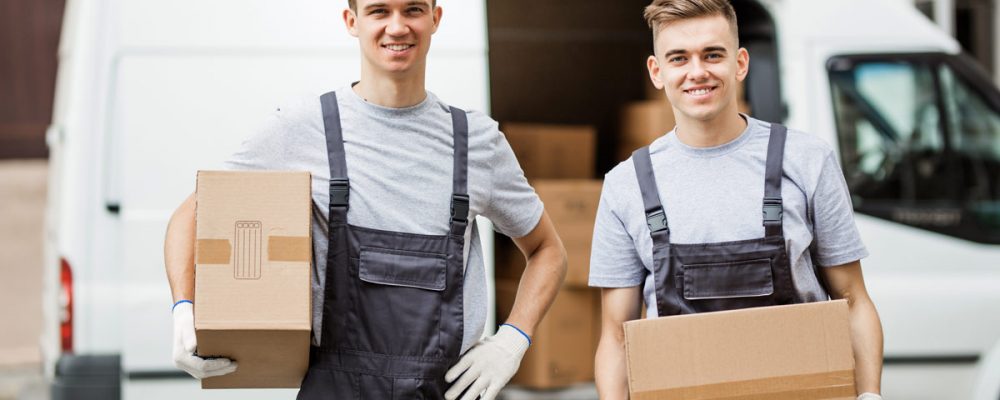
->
<box><xmin>359</xmin><ymin>247</ymin><xmax>447</xmax><ymax>291</ymax></box>
<box><xmin>683</xmin><ymin>258</ymin><xmax>775</xmax><ymax>300</ymax></box>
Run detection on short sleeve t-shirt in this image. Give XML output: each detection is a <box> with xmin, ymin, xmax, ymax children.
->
<box><xmin>588</xmin><ymin>116</ymin><xmax>868</xmax><ymax>317</ymax></box>
<box><xmin>224</xmin><ymin>85</ymin><xmax>544</xmax><ymax>352</ymax></box>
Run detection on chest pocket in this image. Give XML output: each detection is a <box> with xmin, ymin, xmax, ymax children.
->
<box><xmin>359</xmin><ymin>247</ymin><xmax>447</xmax><ymax>291</ymax></box>
<box><xmin>682</xmin><ymin>258</ymin><xmax>775</xmax><ymax>300</ymax></box>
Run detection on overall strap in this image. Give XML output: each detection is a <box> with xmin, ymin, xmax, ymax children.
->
<box><xmin>632</xmin><ymin>146</ymin><xmax>670</xmax><ymax>241</ymax></box>
<box><xmin>449</xmin><ymin>106</ymin><xmax>470</xmax><ymax>236</ymax></box>
<box><xmin>321</xmin><ymin>92</ymin><xmax>349</xmax><ymax>223</ymax></box>
<box><xmin>763</xmin><ymin>123</ymin><xmax>788</xmax><ymax>237</ymax></box>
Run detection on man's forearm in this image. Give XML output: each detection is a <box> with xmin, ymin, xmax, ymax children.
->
<box><xmin>505</xmin><ymin>240</ymin><xmax>566</xmax><ymax>337</ymax></box>
<box><xmin>595</xmin><ymin>333</ymin><xmax>629</xmax><ymax>400</ymax></box>
<box><xmin>165</xmin><ymin>194</ymin><xmax>197</xmax><ymax>303</ymax></box>
<box><xmin>850</xmin><ymin>295</ymin><xmax>884</xmax><ymax>394</ymax></box>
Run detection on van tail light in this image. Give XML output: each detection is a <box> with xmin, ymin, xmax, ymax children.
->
<box><xmin>59</xmin><ymin>257</ymin><xmax>73</xmax><ymax>353</ymax></box>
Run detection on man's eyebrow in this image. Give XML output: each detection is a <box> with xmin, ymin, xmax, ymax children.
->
<box><xmin>663</xmin><ymin>46</ymin><xmax>728</xmax><ymax>58</ymax></box>
<box><xmin>663</xmin><ymin>49</ymin><xmax>688</xmax><ymax>58</ymax></box>
<box><xmin>363</xmin><ymin>2</ymin><xmax>387</xmax><ymax>11</ymax></box>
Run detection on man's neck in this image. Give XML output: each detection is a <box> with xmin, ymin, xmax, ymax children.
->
<box><xmin>674</xmin><ymin>108</ymin><xmax>748</xmax><ymax>148</ymax></box>
<box><xmin>353</xmin><ymin>64</ymin><xmax>428</xmax><ymax>108</ymax></box>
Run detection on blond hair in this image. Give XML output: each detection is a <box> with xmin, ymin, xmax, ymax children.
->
<box><xmin>644</xmin><ymin>0</ymin><xmax>738</xmax><ymax>41</ymax></box>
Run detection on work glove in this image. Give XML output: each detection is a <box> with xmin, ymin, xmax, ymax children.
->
<box><xmin>858</xmin><ymin>393</ymin><xmax>883</xmax><ymax>400</ymax></box>
<box><xmin>444</xmin><ymin>324</ymin><xmax>531</xmax><ymax>400</ymax></box>
<box><xmin>172</xmin><ymin>300</ymin><xmax>238</xmax><ymax>379</ymax></box>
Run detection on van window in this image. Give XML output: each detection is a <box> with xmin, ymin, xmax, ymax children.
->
<box><xmin>829</xmin><ymin>55</ymin><xmax>1000</xmax><ymax>244</ymax></box>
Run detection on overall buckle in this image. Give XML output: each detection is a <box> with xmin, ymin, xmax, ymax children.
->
<box><xmin>451</xmin><ymin>194</ymin><xmax>470</xmax><ymax>223</ymax></box>
<box><xmin>646</xmin><ymin>209</ymin><xmax>668</xmax><ymax>233</ymax></box>
<box><xmin>763</xmin><ymin>198</ymin><xmax>783</xmax><ymax>222</ymax></box>
<box><xmin>330</xmin><ymin>178</ymin><xmax>349</xmax><ymax>207</ymax></box>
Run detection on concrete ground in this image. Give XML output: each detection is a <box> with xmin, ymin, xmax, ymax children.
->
<box><xmin>0</xmin><ymin>159</ymin><xmax>48</xmax><ymax>400</ymax></box>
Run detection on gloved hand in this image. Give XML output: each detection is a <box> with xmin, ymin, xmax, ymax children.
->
<box><xmin>858</xmin><ymin>393</ymin><xmax>883</xmax><ymax>400</ymax></box>
<box><xmin>444</xmin><ymin>324</ymin><xmax>531</xmax><ymax>400</ymax></box>
<box><xmin>172</xmin><ymin>300</ymin><xmax>237</xmax><ymax>379</ymax></box>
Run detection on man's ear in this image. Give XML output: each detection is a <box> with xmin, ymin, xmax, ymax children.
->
<box><xmin>343</xmin><ymin>8</ymin><xmax>359</xmax><ymax>38</ymax></box>
<box><xmin>736</xmin><ymin>47</ymin><xmax>750</xmax><ymax>82</ymax></box>
<box><xmin>647</xmin><ymin>54</ymin><xmax>664</xmax><ymax>90</ymax></box>
<box><xmin>431</xmin><ymin>5</ymin><xmax>443</xmax><ymax>34</ymax></box>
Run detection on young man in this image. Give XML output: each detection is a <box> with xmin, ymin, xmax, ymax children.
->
<box><xmin>589</xmin><ymin>1</ymin><xmax>884</xmax><ymax>399</ymax></box>
<box><xmin>164</xmin><ymin>1</ymin><xmax>567</xmax><ymax>399</ymax></box>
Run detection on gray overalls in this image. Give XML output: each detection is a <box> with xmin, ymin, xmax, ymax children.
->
<box><xmin>632</xmin><ymin>123</ymin><xmax>805</xmax><ymax>317</ymax></box>
<box><xmin>297</xmin><ymin>92</ymin><xmax>469</xmax><ymax>399</ymax></box>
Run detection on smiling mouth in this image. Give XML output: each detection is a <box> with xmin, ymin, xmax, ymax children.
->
<box><xmin>382</xmin><ymin>44</ymin><xmax>415</xmax><ymax>52</ymax></box>
<box><xmin>684</xmin><ymin>87</ymin><xmax>717</xmax><ymax>96</ymax></box>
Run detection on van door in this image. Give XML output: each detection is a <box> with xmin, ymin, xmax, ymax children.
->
<box><xmin>826</xmin><ymin>52</ymin><xmax>1000</xmax><ymax>399</ymax></box>
<box><xmin>828</xmin><ymin>53</ymin><xmax>1000</xmax><ymax>244</ymax></box>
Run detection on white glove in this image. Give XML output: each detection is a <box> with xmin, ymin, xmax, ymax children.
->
<box><xmin>858</xmin><ymin>393</ymin><xmax>883</xmax><ymax>400</ymax></box>
<box><xmin>172</xmin><ymin>301</ymin><xmax>238</xmax><ymax>379</ymax></box>
<box><xmin>444</xmin><ymin>324</ymin><xmax>531</xmax><ymax>400</ymax></box>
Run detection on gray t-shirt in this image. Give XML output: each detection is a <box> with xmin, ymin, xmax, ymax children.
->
<box><xmin>588</xmin><ymin>116</ymin><xmax>868</xmax><ymax>317</ymax></box>
<box><xmin>224</xmin><ymin>86</ymin><xmax>544</xmax><ymax>352</ymax></box>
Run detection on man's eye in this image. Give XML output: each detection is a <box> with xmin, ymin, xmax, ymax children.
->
<box><xmin>707</xmin><ymin>53</ymin><xmax>723</xmax><ymax>59</ymax></box>
<box><xmin>669</xmin><ymin>56</ymin><xmax>685</xmax><ymax>63</ymax></box>
<box><xmin>407</xmin><ymin>7</ymin><xmax>425</xmax><ymax>13</ymax></box>
<box><xmin>369</xmin><ymin>8</ymin><xmax>387</xmax><ymax>15</ymax></box>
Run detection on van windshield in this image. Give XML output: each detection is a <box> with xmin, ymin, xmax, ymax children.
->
<box><xmin>829</xmin><ymin>54</ymin><xmax>1000</xmax><ymax>244</ymax></box>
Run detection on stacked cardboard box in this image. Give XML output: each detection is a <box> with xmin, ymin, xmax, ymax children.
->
<box><xmin>618</xmin><ymin>80</ymin><xmax>752</xmax><ymax>161</ymax></box>
<box><xmin>497</xmin><ymin>123</ymin><xmax>603</xmax><ymax>389</ymax></box>
<box><xmin>495</xmin><ymin>279</ymin><xmax>597</xmax><ymax>388</ymax></box>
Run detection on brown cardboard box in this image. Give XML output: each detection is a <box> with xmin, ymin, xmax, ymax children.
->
<box><xmin>502</xmin><ymin>123</ymin><xmax>596</xmax><ymax>180</ymax></box>
<box><xmin>195</xmin><ymin>171</ymin><xmax>312</xmax><ymax>389</ymax></box>
<box><xmin>617</xmin><ymin>100</ymin><xmax>675</xmax><ymax>162</ymax></box>
<box><xmin>495</xmin><ymin>180</ymin><xmax>602</xmax><ymax>287</ymax></box>
<box><xmin>624</xmin><ymin>300</ymin><xmax>856</xmax><ymax>400</ymax></box>
<box><xmin>618</xmin><ymin>79</ymin><xmax>753</xmax><ymax>162</ymax></box>
<box><xmin>496</xmin><ymin>279</ymin><xmax>597</xmax><ymax>389</ymax></box>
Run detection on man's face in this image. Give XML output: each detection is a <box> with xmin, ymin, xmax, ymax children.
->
<box><xmin>647</xmin><ymin>15</ymin><xmax>749</xmax><ymax>122</ymax></box>
<box><xmin>344</xmin><ymin>0</ymin><xmax>441</xmax><ymax>75</ymax></box>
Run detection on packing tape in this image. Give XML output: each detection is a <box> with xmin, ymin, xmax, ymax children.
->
<box><xmin>631</xmin><ymin>370</ymin><xmax>856</xmax><ymax>400</ymax></box>
<box><xmin>268</xmin><ymin>236</ymin><xmax>311</xmax><ymax>262</ymax></box>
<box><xmin>196</xmin><ymin>239</ymin><xmax>231</xmax><ymax>264</ymax></box>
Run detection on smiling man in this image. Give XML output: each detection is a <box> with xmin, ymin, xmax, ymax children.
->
<box><xmin>163</xmin><ymin>1</ymin><xmax>567</xmax><ymax>399</ymax></box>
<box><xmin>588</xmin><ymin>1</ymin><xmax>884</xmax><ymax>399</ymax></box>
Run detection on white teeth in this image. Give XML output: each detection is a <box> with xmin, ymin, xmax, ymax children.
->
<box><xmin>688</xmin><ymin>88</ymin><xmax>712</xmax><ymax>95</ymax></box>
<box><xmin>385</xmin><ymin>44</ymin><xmax>411</xmax><ymax>51</ymax></box>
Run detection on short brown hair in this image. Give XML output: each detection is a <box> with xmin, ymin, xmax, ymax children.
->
<box><xmin>349</xmin><ymin>0</ymin><xmax>437</xmax><ymax>11</ymax></box>
<box><xmin>643</xmin><ymin>0</ymin><xmax>738</xmax><ymax>41</ymax></box>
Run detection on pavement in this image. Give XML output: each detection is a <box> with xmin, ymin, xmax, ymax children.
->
<box><xmin>0</xmin><ymin>159</ymin><xmax>48</xmax><ymax>400</ymax></box>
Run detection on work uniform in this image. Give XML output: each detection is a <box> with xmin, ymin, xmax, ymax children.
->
<box><xmin>589</xmin><ymin>117</ymin><xmax>868</xmax><ymax>317</ymax></box>
<box><xmin>294</xmin><ymin>92</ymin><xmax>468</xmax><ymax>397</ymax></box>
<box><xmin>224</xmin><ymin>86</ymin><xmax>544</xmax><ymax>396</ymax></box>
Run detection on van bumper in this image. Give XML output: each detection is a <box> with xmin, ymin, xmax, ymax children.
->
<box><xmin>51</xmin><ymin>354</ymin><xmax>121</xmax><ymax>400</ymax></box>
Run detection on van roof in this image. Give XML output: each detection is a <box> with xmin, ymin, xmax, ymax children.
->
<box><xmin>760</xmin><ymin>0</ymin><xmax>960</xmax><ymax>55</ymax></box>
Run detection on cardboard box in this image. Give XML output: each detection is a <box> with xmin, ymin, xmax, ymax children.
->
<box><xmin>617</xmin><ymin>99</ymin><xmax>675</xmax><ymax>162</ymax></box>
<box><xmin>502</xmin><ymin>123</ymin><xmax>596</xmax><ymax>180</ymax></box>
<box><xmin>496</xmin><ymin>279</ymin><xmax>598</xmax><ymax>389</ymax></box>
<box><xmin>495</xmin><ymin>180</ymin><xmax>602</xmax><ymax>287</ymax></box>
<box><xmin>617</xmin><ymin>86</ymin><xmax>753</xmax><ymax>162</ymax></box>
<box><xmin>195</xmin><ymin>171</ymin><xmax>312</xmax><ymax>389</ymax></box>
<box><xmin>624</xmin><ymin>300</ymin><xmax>856</xmax><ymax>400</ymax></box>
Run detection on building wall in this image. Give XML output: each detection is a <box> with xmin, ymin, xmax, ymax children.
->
<box><xmin>0</xmin><ymin>0</ymin><xmax>65</xmax><ymax>159</ymax></box>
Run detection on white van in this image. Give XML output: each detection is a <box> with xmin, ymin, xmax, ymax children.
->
<box><xmin>42</xmin><ymin>0</ymin><xmax>1000</xmax><ymax>399</ymax></box>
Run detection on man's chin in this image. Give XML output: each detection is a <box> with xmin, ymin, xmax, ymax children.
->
<box><xmin>676</xmin><ymin>106</ymin><xmax>724</xmax><ymax>122</ymax></box>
